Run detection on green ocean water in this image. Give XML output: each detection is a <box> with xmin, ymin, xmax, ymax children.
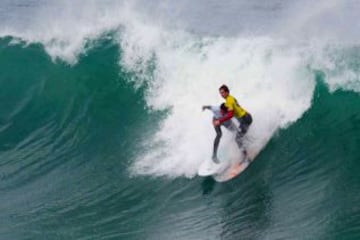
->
<box><xmin>1</xmin><ymin>1</ymin><xmax>360</xmax><ymax>239</ymax></box>
<box><xmin>1</xmin><ymin>34</ymin><xmax>360</xmax><ymax>240</ymax></box>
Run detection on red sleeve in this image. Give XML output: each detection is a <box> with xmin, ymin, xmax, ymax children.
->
<box><xmin>218</xmin><ymin>111</ymin><xmax>233</xmax><ymax>124</ymax></box>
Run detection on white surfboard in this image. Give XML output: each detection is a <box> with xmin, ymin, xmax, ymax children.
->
<box><xmin>198</xmin><ymin>159</ymin><xmax>229</xmax><ymax>176</ymax></box>
<box><xmin>198</xmin><ymin>146</ymin><xmax>258</xmax><ymax>181</ymax></box>
<box><xmin>213</xmin><ymin>148</ymin><xmax>258</xmax><ymax>182</ymax></box>
<box><xmin>197</xmin><ymin>145</ymin><xmax>242</xmax><ymax>177</ymax></box>
<box><xmin>213</xmin><ymin>157</ymin><xmax>251</xmax><ymax>182</ymax></box>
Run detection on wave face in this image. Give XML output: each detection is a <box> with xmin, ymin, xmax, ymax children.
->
<box><xmin>1</xmin><ymin>1</ymin><xmax>360</xmax><ymax>239</ymax></box>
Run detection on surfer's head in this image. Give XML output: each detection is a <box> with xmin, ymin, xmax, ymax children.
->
<box><xmin>219</xmin><ymin>84</ymin><xmax>229</xmax><ymax>98</ymax></box>
<box><xmin>220</xmin><ymin>103</ymin><xmax>228</xmax><ymax>113</ymax></box>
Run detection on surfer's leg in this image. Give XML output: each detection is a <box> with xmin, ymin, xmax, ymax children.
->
<box><xmin>235</xmin><ymin>130</ymin><xmax>248</xmax><ymax>157</ymax></box>
<box><xmin>235</xmin><ymin>113</ymin><xmax>253</xmax><ymax>149</ymax></box>
<box><xmin>235</xmin><ymin>130</ymin><xmax>244</xmax><ymax>149</ymax></box>
<box><xmin>223</xmin><ymin>119</ymin><xmax>237</xmax><ymax>132</ymax></box>
<box><xmin>239</xmin><ymin>113</ymin><xmax>253</xmax><ymax>134</ymax></box>
<box><xmin>212</xmin><ymin>125</ymin><xmax>222</xmax><ymax>163</ymax></box>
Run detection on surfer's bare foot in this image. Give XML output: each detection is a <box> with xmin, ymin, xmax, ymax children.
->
<box><xmin>212</xmin><ymin>155</ymin><xmax>220</xmax><ymax>163</ymax></box>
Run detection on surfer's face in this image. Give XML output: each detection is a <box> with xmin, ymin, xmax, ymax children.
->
<box><xmin>219</xmin><ymin>89</ymin><xmax>228</xmax><ymax>98</ymax></box>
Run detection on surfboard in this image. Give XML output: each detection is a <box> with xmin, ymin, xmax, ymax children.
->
<box><xmin>198</xmin><ymin>146</ymin><xmax>257</xmax><ymax>181</ymax></box>
<box><xmin>212</xmin><ymin>148</ymin><xmax>258</xmax><ymax>182</ymax></box>
<box><xmin>213</xmin><ymin>158</ymin><xmax>251</xmax><ymax>182</ymax></box>
<box><xmin>197</xmin><ymin>159</ymin><xmax>229</xmax><ymax>176</ymax></box>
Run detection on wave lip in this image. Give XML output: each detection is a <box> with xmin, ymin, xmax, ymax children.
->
<box><xmin>1</xmin><ymin>1</ymin><xmax>360</xmax><ymax>179</ymax></box>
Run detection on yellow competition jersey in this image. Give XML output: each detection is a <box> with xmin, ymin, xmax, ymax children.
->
<box><xmin>225</xmin><ymin>95</ymin><xmax>247</xmax><ymax>118</ymax></box>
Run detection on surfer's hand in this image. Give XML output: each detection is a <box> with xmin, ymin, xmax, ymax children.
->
<box><xmin>213</xmin><ymin>119</ymin><xmax>220</xmax><ymax>126</ymax></box>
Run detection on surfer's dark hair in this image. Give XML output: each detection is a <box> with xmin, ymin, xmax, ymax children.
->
<box><xmin>219</xmin><ymin>84</ymin><xmax>229</xmax><ymax>93</ymax></box>
<box><xmin>220</xmin><ymin>103</ymin><xmax>228</xmax><ymax>112</ymax></box>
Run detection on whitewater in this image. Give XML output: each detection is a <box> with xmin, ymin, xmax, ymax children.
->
<box><xmin>1</xmin><ymin>0</ymin><xmax>359</xmax><ymax>179</ymax></box>
<box><xmin>1</xmin><ymin>2</ymin><xmax>360</xmax><ymax>239</ymax></box>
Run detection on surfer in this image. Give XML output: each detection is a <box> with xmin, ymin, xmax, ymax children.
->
<box><xmin>202</xmin><ymin>103</ymin><xmax>237</xmax><ymax>163</ymax></box>
<box><xmin>215</xmin><ymin>84</ymin><xmax>253</xmax><ymax>153</ymax></box>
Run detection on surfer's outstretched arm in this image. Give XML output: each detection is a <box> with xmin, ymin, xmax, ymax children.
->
<box><xmin>202</xmin><ymin>105</ymin><xmax>211</xmax><ymax>111</ymax></box>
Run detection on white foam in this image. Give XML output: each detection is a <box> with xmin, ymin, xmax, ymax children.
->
<box><xmin>122</xmin><ymin>28</ymin><xmax>315</xmax><ymax>177</ymax></box>
<box><xmin>0</xmin><ymin>1</ymin><xmax>136</xmax><ymax>64</ymax></box>
<box><xmin>1</xmin><ymin>1</ymin><xmax>359</xmax><ymax>178</ymax></box>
